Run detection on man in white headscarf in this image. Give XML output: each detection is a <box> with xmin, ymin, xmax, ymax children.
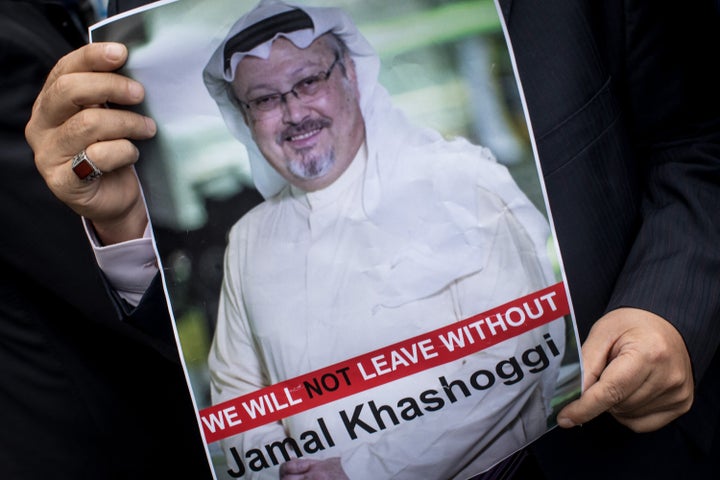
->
<box><xmin>202</xmin><ymin>1</ymin><xmax>566</xmax><ymax>478</ymax></box>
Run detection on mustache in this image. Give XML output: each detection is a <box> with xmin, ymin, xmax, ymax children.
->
<box><xmin>280</xmin><ymin>118</ymin><xmax>332</xmax><ymax>142</ymax></box>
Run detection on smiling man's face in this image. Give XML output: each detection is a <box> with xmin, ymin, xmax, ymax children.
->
<box><xmin>232</xmin><ymin>35</ymin><xmax>365</xmax><ymax>192</ymax></box>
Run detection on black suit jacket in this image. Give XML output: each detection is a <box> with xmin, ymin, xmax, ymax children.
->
<box><xmin>500</xmin><ymin>0</ymin><xmax>720</xmax><ymax>477</ymax></box>
<box><xmin>0</xmin><ymin>1</ymin><xmax>212</xmax><ymax>478</ymax></box>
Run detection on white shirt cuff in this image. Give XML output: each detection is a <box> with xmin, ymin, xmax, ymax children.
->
<box><xmin>83</xmin><ymin>218</ymin><xmax>159</xmax><ymax>307</ymax></box>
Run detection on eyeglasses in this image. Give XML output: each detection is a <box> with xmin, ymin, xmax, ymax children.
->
<box><xmin>240</xmin><ymin>56</ymin><xmax>341</xmax><ymax>116</ymax></box>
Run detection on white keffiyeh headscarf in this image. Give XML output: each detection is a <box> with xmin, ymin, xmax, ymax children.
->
<box><xmin>203</xmin><ymin>0</ymin><xmax>383</xmax><ymax>199</ymax></box>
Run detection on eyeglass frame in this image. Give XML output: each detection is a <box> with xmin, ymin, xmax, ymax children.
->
<box><xmin>238</xmin><ymin>55</ymin><xmax>342</xmax><ymax>116</ymax></box>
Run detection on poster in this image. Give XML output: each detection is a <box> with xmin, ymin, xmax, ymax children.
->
<box><xmin>91</xmin><ymin>1</ymin><xmax>582</xmax><ymax>478</ymax></box>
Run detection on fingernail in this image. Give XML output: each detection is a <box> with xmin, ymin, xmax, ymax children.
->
<box><xmin>144</xmin><ymin>117</ymin><xmax>157</xmax><ymax>136</ymax></box>
<box><xmin>127</xmin><ymin>81</ymin><xmax>144</xmax><ymax>101</ymax></box>
<box><xmin>105</xmin><ymin>43</ymin><xmax>124</xmax><ymax>61</ymax></box>
<box><xmin>557</xmin><ymin>416</ymin><xmax>575</xmax><ymax>428</ymax></box>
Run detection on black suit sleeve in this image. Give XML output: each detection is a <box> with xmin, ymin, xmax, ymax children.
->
<box><xmin>501</xmin><ymin>0</ymin><xmax>720</xmax><ymax>382</ymax></box>
<box><xmin>605</xmin><ymin>2</ymin><xmax>720</xmax><ymax>381</ymax></box>
<box><xmin>501</xmin><ymin>0</ymin><xmax>720</xmax><ymax>469</ymax></box>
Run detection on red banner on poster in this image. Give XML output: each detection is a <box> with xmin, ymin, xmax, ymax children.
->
<box><xmin>199</xmin><ymin>282</ymin><xmax>569</xmax><ymax>443</ymax></box>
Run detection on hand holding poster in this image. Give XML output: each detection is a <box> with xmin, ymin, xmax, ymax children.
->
<box><xmin>90</xmin><ymin>1</ymin><xmax>582</xmax><ymax>478</ymax></box>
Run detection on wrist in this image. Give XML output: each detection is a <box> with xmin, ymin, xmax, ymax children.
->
<box><xmin>91</xmin><ymin>198</ymin><xmax>148</xmax><ymax>245</ymax></box>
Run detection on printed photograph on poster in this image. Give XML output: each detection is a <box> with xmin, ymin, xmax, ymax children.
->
<box><xmin>90</xmin><ymin>0</ymin><xmax>582</xmax><ymax>478</ymax></box>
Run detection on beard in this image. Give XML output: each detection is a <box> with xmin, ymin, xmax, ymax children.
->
<box><xmin>280</xmin><ymin>117</ymin><xmax>335</xmax><ymax>180</ymax></box>
<box><xmin>286</xmin><ymin>148</ymin><xmax>335</xmax><ymax>180</ymax></box>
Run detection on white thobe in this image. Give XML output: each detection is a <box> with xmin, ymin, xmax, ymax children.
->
<box><xmin>209</xmin><ymin>135</ymin><xmax>566</xmax><ymax>479</ymax></box>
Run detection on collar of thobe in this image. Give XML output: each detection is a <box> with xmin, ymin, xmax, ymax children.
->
<box><xmin>289</xmin><ymin>141</ymin><xmax>368</xmax><ymax>210</ymax></box>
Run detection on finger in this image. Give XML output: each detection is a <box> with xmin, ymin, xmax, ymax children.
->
<box><xmin>614</xmin><ymin>407</ymin><xmax>689</xmax><ymax>433</ymax></box>
<box><xmin>36</xmin><ymin>136</ymin><xmax>144</xmax><ymax>227</ymax></box>
<box><xmin>557</xmin><ymin>350</ymin><xmax>647</xmax><ymax>427</ymax></box>
<box><xmin>608</xmin><ymin>381</ymin><xmax>665</xmax><ymax>416</ymax></box>
<box><xmin>86</xmin><ymin>139</ymin><xmax>142</xmax><ymax>173</ymax></box>
<box><xmin>613</xmin><ymin>392</ymin><xmax>691</xmax><ymax>422</ymax></box>
<box><xmin>574</xmin><ymin>321</ymin><xmax>618</xmax><ymax>392</ymax></box>
<box><xmin>606</xmin><ymin>364</ymin><xmax>682</xmax><ymax>415</ymax></box>
<box><xmin>30</xmin><ymin>43</ymin><xmax>133</xmax><ymax>131</ymax></box>
<box><xmin>66</xmin><ymin>163</ymin><xmax>142</xmax><ymax>224</ymax></box>
<box><xmin>43</xmin><ymin>43</ymin><xmax>128</xmax><ymax>91</ymax></box>
<box><xmin>280</xmin><ymin>459</ymin><xmax>312</xmax><ymax>476</ymax></box>
<box><xmin>40</xmin><ymin>139</ymin><xmax>138</xmax><ymax>188</ymax></box>
<box><xmin>34</xmin><ymin>71</ymin><xmax>147</xmax><ymax>130</ymax></box>
<box><xmin>56</xmin><ymin>107</ymin><xmax>156</xmax><ymax>158</ymax></box>
<box><xmin>34</xmin><ymin>106</ymin><xmax>154</xmax><ymax>175</ymax></box>
<box><xmin>609</xmin><ymin>372</ymin><xmax>693</xmax><ymax>424</ymax></box>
